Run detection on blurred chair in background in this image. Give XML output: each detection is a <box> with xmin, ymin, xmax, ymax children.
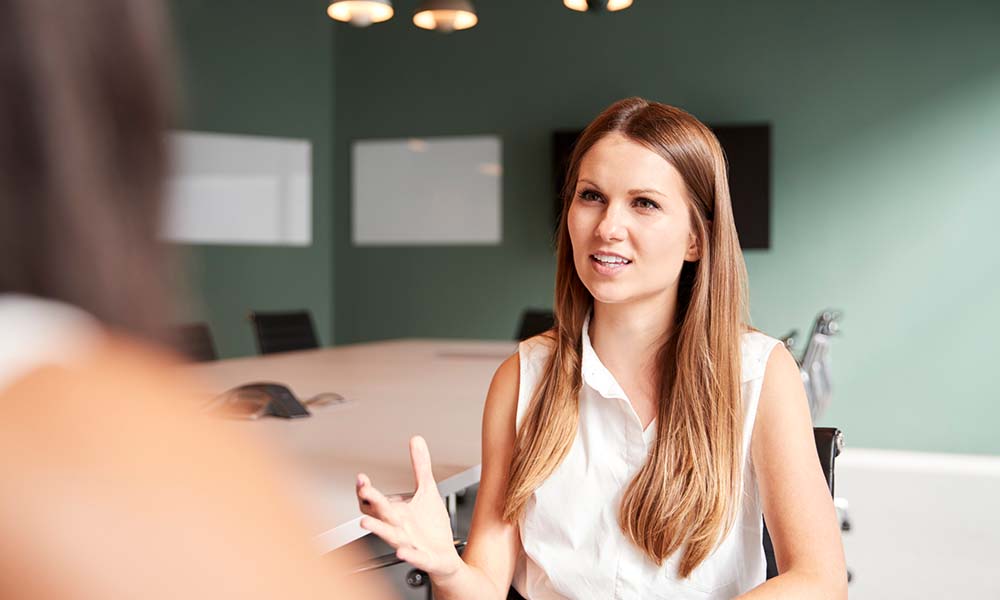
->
<box><xmin>170</xmin><ymin>322</ymin><xmax>218</xmax><ymax>362</ymax></box>
<box><xmin>780</xmin><ymin>309</ymin><xmax>842</xmax><ymax>421</ymax></box>
<box><xmin>249</xmin><ymin>310</ymin><xmax>319</xmax><ymax>355</ymax></box>
<box><xmin>515</xmin><ymin>309</ymin><xmax>555</xmax><ymax>341</ymax></box>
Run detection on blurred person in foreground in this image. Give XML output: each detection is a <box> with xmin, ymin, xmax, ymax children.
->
<box><xmin>0</xmin><ymin>0</ymin><xmax>388</xmax><ymax>597</ymax></box>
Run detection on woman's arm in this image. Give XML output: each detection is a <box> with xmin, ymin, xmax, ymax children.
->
<box><xmin>358</xmin><ymin>353</ymin><xmax>521</xmax><ymax>600</ymax></box>
<box><xmin>432</xmin><ymin>352</ymin><xmax>521</xmax><ymax>599</ymax></box>
<box><xmin>737</xmin><ymin>344</ymin><xmax>848</xmax><ymax>600</ymax></box>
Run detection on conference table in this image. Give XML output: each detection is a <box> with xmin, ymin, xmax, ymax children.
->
<box><xmin>184</xmin><ymin>338</ymin><xmax>516</xmax><ymax>554</ymax></box>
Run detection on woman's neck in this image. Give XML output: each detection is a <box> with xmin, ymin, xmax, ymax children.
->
<box><xmin>589</xmin><ymin>296</ymin><xmax>675</xmax><ymax>383</ymax></box>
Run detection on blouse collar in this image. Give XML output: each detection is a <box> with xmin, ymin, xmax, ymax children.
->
<box><xmin>580</xmin><ymin>312</ymin><xmax>629</xmax><ymax>401</ymax></box>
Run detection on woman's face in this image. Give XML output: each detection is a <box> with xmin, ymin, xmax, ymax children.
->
<box><xmin>567</xmin><ymin>132</ymin><xmax>701</xmax><ymax>309</ymax></box>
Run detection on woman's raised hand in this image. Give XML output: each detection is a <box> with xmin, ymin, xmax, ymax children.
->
<box><xmin>356</xmin><ymin>436</ymin><xmax>463</xmax><ymax>578</ymax></box>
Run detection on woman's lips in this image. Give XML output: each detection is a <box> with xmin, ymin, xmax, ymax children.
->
<box><xmin>590</xmin><ymin>254</ymin><xmax>631</xmax><ymax>275</ymax></box>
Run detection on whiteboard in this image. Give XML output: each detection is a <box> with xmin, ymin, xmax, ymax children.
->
<box><xmin>352</xmin><ymin>136</ymin><xmax>502</xmax><ymax>245</ymax></box>
<box><xmin>162</xmin><ymin>131</ymin><xmax>311</xmax><ymax>246</ymax></box>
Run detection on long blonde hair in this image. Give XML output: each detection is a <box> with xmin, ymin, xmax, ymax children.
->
<box><xmin>503</xmin><ymin>98</ymin><xmax>749</xmax><ymax>577</ymax></box>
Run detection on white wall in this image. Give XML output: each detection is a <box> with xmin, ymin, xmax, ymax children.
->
<box><xmin>837</xmin><ymin>449</ymin><xmax>1000</xmax><ymax>598</ymax></box>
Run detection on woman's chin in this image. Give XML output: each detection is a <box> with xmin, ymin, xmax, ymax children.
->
<box><xmin>585</xmin><ymin>285</ymin><xmax>634</xmax><ymax>306</ymax></box>
<box><xmin>587</xmin><ymin>284</ymin><xmax>670</xmax><ymax>309</ymax></box>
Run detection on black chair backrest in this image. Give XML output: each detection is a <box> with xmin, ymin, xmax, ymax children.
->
<box><xmin>812</xmin><ymin>427</ymin><xmax>841</xmax><ymax>495</ymax></box>
<box><xmin>516</xmin><ymin>309</ymin><xmax>555</xmax><ymax>341</ymax></box>
<box><xmin>249</xmin><ymin>310</ymin><xmax>319</xmax><ymax>355</ymax></box>
<box><xmin>171</xmin><ymin>322</ymin><xmax>217</xmax><ymax>362</ymax></box>
<box><xmin>763</xmin><ymin>427</ymin><xmax>842</xmax><ymax>579</ymax></box>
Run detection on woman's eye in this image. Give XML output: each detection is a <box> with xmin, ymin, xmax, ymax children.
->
<box><xmin>577</xmin><ymin>190</ymin><xmax>603</xmax><ymax>203</ymax></box>
<box><xmin>634</xmin><ymin>197</ymin><xmax>660</xmax><ymax>210</ymax></box>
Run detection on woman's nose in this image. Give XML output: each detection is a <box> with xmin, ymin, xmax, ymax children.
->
<box><xmin>595</xmin><ymin>206</ymin><xmax>626</xmax><ymax>242</ymax></box>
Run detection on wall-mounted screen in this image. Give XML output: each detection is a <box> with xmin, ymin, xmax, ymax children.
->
<box><xmin>352</xmin><ymin>135</ymin><xmax>502</xmax><ymax>246</ymax></box>
<box><xmin>163</xmin><ymin>131</ymin><xmax>311</xmax><ymax>246</ymax></box>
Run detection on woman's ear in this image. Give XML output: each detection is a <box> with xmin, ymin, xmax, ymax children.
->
<box><xmin>684</xmin><ymin>220</ymin><xmax>709</xmax><ymax>261</ymax></box>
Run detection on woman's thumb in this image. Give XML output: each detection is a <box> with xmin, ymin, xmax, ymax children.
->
<box><xmin>409</xmin><ymin>435</ymin><xmax>436</xmax><ymax>491</ymax></box>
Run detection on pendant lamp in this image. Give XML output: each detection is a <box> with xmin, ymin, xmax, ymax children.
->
<box><xmin>327</xmin><ymin>0</ymin><xmax>394</xmax><ymax>27</ymax></box>
<box><xmin>413</xmin><ymin>0</ymin><xmax>478</xmax><ymax>32</ymax></box>
<box><xmin>564</xmin><ymin>0</ymin><xmax>633</xmax><ymax>12</ymax></box>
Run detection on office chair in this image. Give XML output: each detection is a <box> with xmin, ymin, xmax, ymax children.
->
<box><xmin>170</xmin><ymin>322</ymin><xmax>218</xmax><ymax>362</ymax></box>
<box><xmin>516</xmin><ymin>309</ymin><xmax>555</xmax><ymax>341</ymax></box>
<box><xmin>248</xmin><ymin>310</ymin><xmax>319</xmax><ymax>355</ymax></box>
<box><xmin>780</xmin><ymin>310</ymin><xmax>842</xmax><ymax>421</ymax></box>
<box><xmin>351</xmin><ymin>426</ymin><xmax>844</xmax><ymax>598</ymax></box>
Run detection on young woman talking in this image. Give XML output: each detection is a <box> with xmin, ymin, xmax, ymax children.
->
<box><xmin>356</xmin><ymin>97</ymin><xmax>847</xmax><ymax>599</ymax></box>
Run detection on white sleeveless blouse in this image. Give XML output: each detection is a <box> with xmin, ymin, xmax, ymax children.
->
<box><xmin>512</xmin><ymin>318</ymin><xmax>782</xmax><ymax>599</ymax></box>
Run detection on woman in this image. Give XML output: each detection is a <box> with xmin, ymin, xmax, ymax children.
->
<box><xmin>0</xmin><ymin>0</ymin><xmax>385</xmax><ymax>597</ymax></box>
<box><xmin>356</xmin><ymin>98</ymin><xmax>847</xmax><ymax>599</ymax></box>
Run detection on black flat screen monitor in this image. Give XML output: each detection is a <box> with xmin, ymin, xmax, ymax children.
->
<box><xmin>552</xmin><ymin>124</ymin><xmax>771</xmax><ymax>249</ymax></box>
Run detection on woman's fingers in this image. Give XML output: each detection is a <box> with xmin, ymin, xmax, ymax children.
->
<box><xmin>357</xmin><ymin>445</ymin><xmax>461</xmax><ymax>579</ymax></box>
<box><xmin>355</xmin><ymin>474</ymin><xmax>373</xmax><ymax>515</ymax></box>
<box><xmin>356</xmin><ymin>476</ymin><xmax>397</xmax><ymax>523</ymax></box>
<box><xmin>408</xmin><ymin>435</ymin><xmax>436</xmax><ymax>493</ymax></box>
<box><xmin>359</xmin><ymin>516</ymin><xmax>402</xmax><ymax>548</ymax></box>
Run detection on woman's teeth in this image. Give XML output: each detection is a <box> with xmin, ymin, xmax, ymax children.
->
<box><xmin>592</xmin><ymin>254</ymin><xmax>631</xmax><ymax>265</ymax></box>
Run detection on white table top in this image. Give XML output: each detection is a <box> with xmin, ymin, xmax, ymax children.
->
<box><xmin>184</xmin><ymin>339</ymin><xmax>515</xmax><ymax>553</ymax></box>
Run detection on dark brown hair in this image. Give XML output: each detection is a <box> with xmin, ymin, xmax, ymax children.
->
<box><xmin>504</xmin><ymin>97</ymin><xmax>749</xmax><ymax>577</ymax></box>
<box><xmin>0</xmin><ymin>0</ymin><xmax>175</xmax><ymax>337</ymax></box>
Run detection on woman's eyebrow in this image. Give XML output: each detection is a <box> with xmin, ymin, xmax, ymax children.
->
<box><xmin>628</xmin><ymin>187</ymin><xmax>667</xmax><ymax>198</ymax></box>
<box><xmin>578</xmin><ymin>179</ymin><xmax>667</xmax><ymax>198</ymax></box>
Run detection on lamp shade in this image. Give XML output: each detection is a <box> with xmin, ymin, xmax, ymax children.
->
<box><xmin>327</xmin><ymin>0</ymin><xmax>393</xmax><ymax>27</ymax></box>
<box><xmin>413</xmin><ymin>0</ymin><xmax>478</xmax><ymax>32</ymax></box>
<box><xmin>564</xmin><ymin>0</ymin><xmax>633</xmax><ymax>12</ymax></box>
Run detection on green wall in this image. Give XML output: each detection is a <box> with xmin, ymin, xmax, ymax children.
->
<box><xmin>169</xmin><ymin>0</ymin><xmax>335</xmax><ymax>358</ymax></box>
<box><xmin>332</xmin><ymin>0</ymin><xmax>1000</xmax><ymax>454</ymax></box>
<box><xmin>168</xmin><ymin>0</ymin><xmax>1000</xmax><ymax>454</ymax></box>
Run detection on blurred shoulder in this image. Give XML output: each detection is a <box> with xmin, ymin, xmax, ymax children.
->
<box><xmin>2</xmin><ymin>335</ymin><xmax>202</xmax><ymax>418</ymax></box>
<box><xmin>0</xmin><ymin>335</ymin><xmax>379</xmax><ymax>599</ymax></box>
<box><xmin>0</xmin><ymin>336</ymin><xmax>221</xmax><ymax>475</ymax></box>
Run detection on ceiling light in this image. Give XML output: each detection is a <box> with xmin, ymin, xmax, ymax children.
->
<box><xmin>564</xmin><ymin>0</ymin><xmax>634</xmax><ymax>12</ymax></box>
<box><xmin>327</xmin><ymin>0</ymin><xmax>394</xmax><ymax>27</ymax></box>
<box><xmin>413</xmin><ymin>0</ymin><xmax>478</xmax><ymax>32</ymax></box>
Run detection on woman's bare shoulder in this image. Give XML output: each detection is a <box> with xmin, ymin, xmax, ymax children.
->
<box><xmin>484</xmin><ymin>351</ymin><xmax>520</xmax><ymax>419</ymax></box>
